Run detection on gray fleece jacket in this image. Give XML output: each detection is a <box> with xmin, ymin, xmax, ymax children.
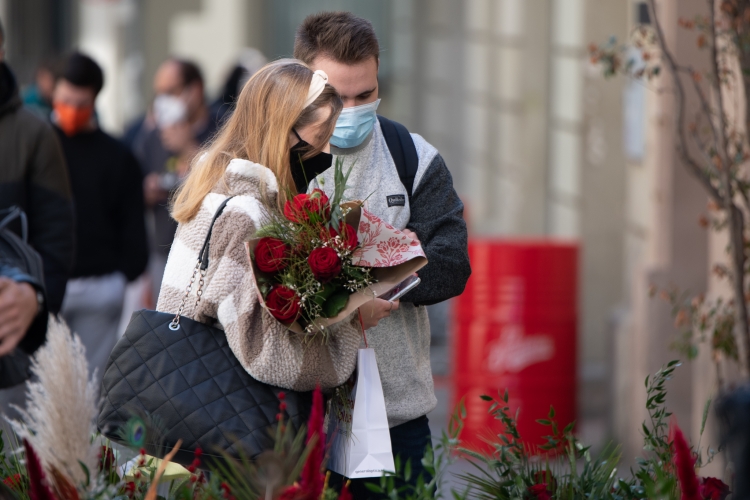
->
<box><xmin>310</xmin><ymin>119</ymin><xmax>471</xmax><ymax>427</ymax></box>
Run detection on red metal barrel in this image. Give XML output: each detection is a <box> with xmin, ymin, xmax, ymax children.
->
<box><xmin>451</xmin><ymin>240</ymin><xmax>578</xmax><ymax>451</ymax></box>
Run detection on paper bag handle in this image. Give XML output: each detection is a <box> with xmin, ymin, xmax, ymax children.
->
<box><xmin>358</xmin><ymin>310</ymin><xmax>369</xmax><ymax>348</ymax></box>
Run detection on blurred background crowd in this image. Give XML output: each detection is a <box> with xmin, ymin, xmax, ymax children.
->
<box><xmin>0</xmin><ymin>0</ymin><xmax>729</xmax><ymax>475</ymax></box>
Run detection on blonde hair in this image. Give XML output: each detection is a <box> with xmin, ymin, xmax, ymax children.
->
<box><xmin>171</xmin><ymin>59</ymin><xmax>342</xmax><ymax>223</ymax></box>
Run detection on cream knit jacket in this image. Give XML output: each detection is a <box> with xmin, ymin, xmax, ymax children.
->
<box><xmin>156</xmin><ymin>158</ymin><xmax>361</xmax><ymax>391</ymax></box>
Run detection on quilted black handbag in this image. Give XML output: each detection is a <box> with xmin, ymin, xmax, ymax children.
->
<box><xmin>97</xmin><ymin>197</ymin><xmax>312</xmax><ymax>466</ymax></box>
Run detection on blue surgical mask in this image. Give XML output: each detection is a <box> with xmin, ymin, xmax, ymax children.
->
<box><xmin>330</xmin><ymin>99</ymin><xmax>381</xmax><ymax>149</ymax></box>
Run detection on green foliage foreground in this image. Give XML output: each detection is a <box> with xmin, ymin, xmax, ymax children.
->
<box><xmin>0</xmin><ymin>361</ymin><xmax>731</xmax><ymax>499</ymax></box>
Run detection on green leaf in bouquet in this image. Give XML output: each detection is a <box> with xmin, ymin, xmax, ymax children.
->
<box><xmin>328</xmin><ymin>157</ymin><xmax>356</xmax><ymax>231</ymax></box>
<box><xmin>311</xmin><ymin>282</ymin><xmax>337</xmax><ymax>307</ymax></box>
<box><xmin>322</xmin><ymin>289</ymin><xmax>350</xmax><ymax>317</ymax></box>
<box><xmin>256</xmin><ymin>274</ymin><xmax>273</xmax><ymax>297</ymax></box>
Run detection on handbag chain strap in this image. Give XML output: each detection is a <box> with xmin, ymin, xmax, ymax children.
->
<box><xmin>168</xmin><ymin>196</ymin><xmax>234</xmax><ymax>332</ymax></box>
<box><xmin>169</xmin><ymin>260</ymin><xmax>206</xmax><ymax>331</ymax></box>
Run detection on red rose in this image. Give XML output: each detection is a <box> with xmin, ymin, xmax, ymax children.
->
<box><xmin>255</xmin><ymin>237</ymin><xmax>290</xmax><ymax>272</ymax></box>
<box><xmin>700</xmin><ymin>477</ymin><xmax>730</xmax><ymax>500</ymax></box>
<box><xmin>266</xmin><ymin>286</ymin><xmax>301</xmax><ymax>323</ymax></box>
<box><xmin>528</xmin><ymin>484</ymin><xmax>551</xmax><ymax>500</ymax></box>
<box><xmin>283</xmin><ymin>189</ymin><xmax>330</xmax><ymax>222</ymax></box>
<box><xmin>308</xmin><ymin>247</ymin><xmax>342</xmax><ymax>282</ymax></box>
<box><xmin>329</xmin><ymin>223</ymin><xmax>359</xmax><ymax>250</ymax></box>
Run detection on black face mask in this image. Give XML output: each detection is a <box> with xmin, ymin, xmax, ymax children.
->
<box><xmin>289</xmin><ymin>129</ymin><xmax>333</xmax><ymax>194</ymax></box>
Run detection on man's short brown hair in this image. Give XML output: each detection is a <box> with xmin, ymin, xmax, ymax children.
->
<box><xmin>294</xmin><ymin>11</ymin><xmax>380</xmax><ymax>65</ymax></box>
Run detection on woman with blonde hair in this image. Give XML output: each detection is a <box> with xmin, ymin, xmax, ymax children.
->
<box><xmin>156</xmin><ymin>59</ymin><xmax>363</xmax><ymax>391</ymax></box>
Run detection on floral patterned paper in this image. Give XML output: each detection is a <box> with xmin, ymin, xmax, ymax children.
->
<box><xmin>351</xmin><ymin>208</ymin><xmax>426</xmax><ymax>267</ymax></box>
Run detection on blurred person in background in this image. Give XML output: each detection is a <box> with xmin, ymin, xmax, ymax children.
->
<box><xmin>295</xmin><ymin>12</ymin><xmax>470</xmax><ymax>497</ymax></box>
<box><xmin>22</xmin><ymin>55</ymin><xmax>61</xmax><ymax>119</ymax></box>
<box><xmin>210</xmin><ymin>48</ymin><xmax>267</xmax><ymax>125</ymax></box>
<box><xmin>0</xmin><ymin>19</ymin><xmax>74</xmax><ymax>413</ymax></box>
<box><xmin>52</xmin><ymin>52</ymin><xmax>148</xmax><ymax>381</ymax></box>
<box><xmin>123</xmin><ymin>58</ymin><xmax>218</xmax><ymax>305</ymax></box>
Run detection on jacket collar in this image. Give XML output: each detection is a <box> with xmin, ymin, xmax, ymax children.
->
<box><xmin>224</xmin><ymin>158</ymin><xmax>279</xmax><ymax>195</ymax></box>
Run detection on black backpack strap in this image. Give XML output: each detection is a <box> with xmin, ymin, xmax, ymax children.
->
<box><xmin>198</xmin><ymin>196</ymin><xmax>235</xmax><ymax>271</ymax></box>
<box><xmin>378</xmin><ymin>115</ymin><xmax>419</xmax><ymax>199</ymax></box>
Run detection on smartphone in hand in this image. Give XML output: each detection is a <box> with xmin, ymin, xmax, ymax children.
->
<box><xmin>379</xmin><ymin>275</ymin><xmax>421</xmax><ymax>302</ymax></box>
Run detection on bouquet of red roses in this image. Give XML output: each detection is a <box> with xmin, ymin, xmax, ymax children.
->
<box><xmin>250</xmin><ymin>159</ymin><xmax>426</xmax><ymax>337</ymax></box>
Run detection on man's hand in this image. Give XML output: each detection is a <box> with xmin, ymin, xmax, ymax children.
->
<box><xmin>0</xmin><ymin>278</ymin><xmax>38</xmax><ymax>356</ymax></box>
<box><xmin>402</xmin><ymin>228</ymin><xmax>420</xmax><ymax>245</ymax></box>
<box><xmin>359</xmin><ymin>298</ymin><xmax>399</xmax><ymax>330</ymax></box>
<box><xmin>143</xmin><ymin>172</ymin><xmax>169</xmax><ymax>207</ymax></box>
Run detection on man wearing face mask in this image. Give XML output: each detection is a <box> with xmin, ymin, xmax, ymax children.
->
<box><xmin>295</xmin><ymin>12</ymin><xmax>471</xmax><ymax>497</ymax></box>
<box><xmin>51</xmin><ymin>52</ymin><xmax>148</xmax><ymax>381</ymax></box>
<box><xmin>123</xmin><ymin>58</ymin><xmax>218</xmax><ymax>305</ymax></box>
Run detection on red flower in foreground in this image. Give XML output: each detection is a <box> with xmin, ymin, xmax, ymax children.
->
<box><xmin>98</xmin><ymin>445</ymin><xmax>116</xmax><ymax>473</ymax></box>
<box><xmin>301</xmin><ymin>386</ymin><xmax>325</xmax><ymax>499</ymax></box>
<box><xmin>672</xmin><ymin>423</ymin><xmax>701</xmax><ymax>500</ymax></box>
<box><xmin>329</xmin><ymin>223</ymin><xmax>359</xmax><ymax>250</ymax></box>
<box><xmin>220</xmin><ymin>481</ymin><xmax>236</xmax><ymax>500</ymax></box>
<box><xmin>23</xmin><ymin>439</ymin><xmax>57</xmax><ymax>500</ymax></box>
<box><xmin>284</xmin><ymin>189</ymin><xmax>330</xmax><ymax>222</ymax></box>
<box><xmin>255</xmin><ymin>237</ymin><xmax>290</xmax><ymax>272</ymax></box>
<box><xmin>278</xmin><ymin>386</ymin><xmax>325</xmax><ymax>500</ymax></box>
<box><xmin>699</xmin><ymin>477</ymin><xmax>730</xmax><ymax>500</ymax></box>
<box><xmin>278</xmin><ymin>485</ymin><xmax>302</xmax><ymax>500</ymax></box>
<box><xmin>338</xmin><ymin>483</ymin><xmax>353</xmax><ymax>500</ymax></box>
<box><xmin>266</xmin><ymin>285</ymin><xmax>301</xmax><ymax>323</ymax></box>
<box><xmin>528</xmin><ymin>483</ymin><xmax>552</xmax><ymax>500</ymax></box>
<box><xmin>533</xmin><ymin>470</ymin><xmax>557</xmax><ymax>491</ymax></box>
<box><xmin>308</xmin><ymin>247</ymin><xmax>342</xmax><ymax>283</ymax></box>
<box><xmin>123</xmin><ymin>481</ymin><xmax>137</xmax><ymax>497</ymax></box>
<box><xmin>3</xmin><ymin>474</ymin><xmax>22</xmax><ymax>490</ymax></box>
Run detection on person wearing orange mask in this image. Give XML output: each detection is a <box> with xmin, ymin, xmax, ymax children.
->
<box><xmin>51</xmin><ymin>52</ymin><xmax>149</xmax><ymax>384</ymax></box>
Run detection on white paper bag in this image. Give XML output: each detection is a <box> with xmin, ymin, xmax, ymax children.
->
<box><xmin>326</xmin><ymin>348</ymin><xmax>395</xmax><ymax>478</ymax></box>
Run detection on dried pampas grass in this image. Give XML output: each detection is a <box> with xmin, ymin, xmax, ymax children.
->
<box><xmin>10</xmin><ymin>315</ymin><xmax>99</xmax><ymax>487</ymax></box>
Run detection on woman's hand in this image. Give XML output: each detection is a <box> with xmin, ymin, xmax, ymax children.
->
<box><xmin>359</xmin><ymin>298</ymin><xmax>399</xmax><ymax>330</ymax></box>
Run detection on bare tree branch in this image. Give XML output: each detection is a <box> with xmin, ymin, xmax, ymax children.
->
<box><xmin>647</xmin><ymin>0</ymin><xmax>725</xmax><ymax>203</ymax></box>
<box><xmin>676</xmin><ymin>64</ymin><xmax>722</xmax><ymax>151</ymax></box>
<box><xmin>648</xmin><ymin>0</ymin><xmax>750</xmax><ymax>375</ymax></box>
<box><xmin>709</xmin><ymin>0</ymin><xmax>732</xmax><ymax>169</ymax></box>
<box><xmin>709</xmin><ymin>0</ymin><xmax>750</xmax><ymax>376</ymax></box>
